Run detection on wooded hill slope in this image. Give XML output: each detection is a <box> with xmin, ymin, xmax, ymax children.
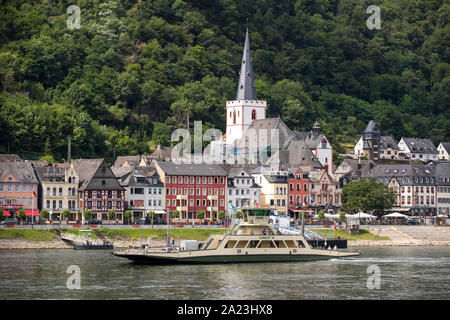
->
<box><xmin>0</xmin><ymin>0</ymin><xmax>448</xmax><ymax>163</ymax></box>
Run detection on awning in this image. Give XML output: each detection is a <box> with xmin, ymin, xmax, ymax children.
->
<box><xmin>25</xmin><ymin>210</ymin><xmax>40</xmax><ymax>216</ymax></box>
<box><xmin>154</xmin><ymin>210</ymin><xmax>166</xmax><ymax>214</ymax></box>
<box><xmin>2</xmin><ymin>210</ymin><xmax>10</xmax><ymax>216</ymax></box>
<box><xmin>290</xmin><ymin>209</ymin><xmax>313</xmax><ymax>213</ymax></box>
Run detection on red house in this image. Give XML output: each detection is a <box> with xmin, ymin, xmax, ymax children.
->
<box><xmin>287</xmin><ymin>167</ymin><xmax>310</xmax><ymax>211</ymax></box>
<box><xmin>153</xmin><ymin>161</ymin><xmax>227</xmax><ymax>222</ymax></box>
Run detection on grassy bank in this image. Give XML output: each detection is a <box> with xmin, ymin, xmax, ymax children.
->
<box><xmin>98</xmin><ymin>228</ymin><xmax>227</xmax><ymax>241</ymax></box>
<box><xmin>310</xmin><ymin>229</ymin><xmax>390</xmax><ymax>241</ymax></box>
<box><xmin>0</xmin><ymin>229</ymin><xmax>57</xmax><ymax>241</ymax></box>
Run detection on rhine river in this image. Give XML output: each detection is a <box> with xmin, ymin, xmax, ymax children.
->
<box><xmin>1</xmin><ymin>247</ymin><xmax>449</xmax><ymax>300</ymax></box>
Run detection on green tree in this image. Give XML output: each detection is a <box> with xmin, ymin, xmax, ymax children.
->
<box><xmin>124</xmin><ymin>210</ymin><xmax>132</xmax><ymax>225</ymax></box>
<box><xmin>196</xmin><ymin>210</ymin><xmax>205</xmax><ymax>223</ymax></box>
<box><xmin>342</xmin><ymin>179</ymin><xmax>396</xmax><ymax>214</ymax></box>
<box><xmin>40</xmin><ymin>209</ymin><xmax>49</xmax><ymax>221</ymax></box>
<box><xmin>218</xmin><ymin>210</ymin><xmax>225</xmax><ymax>221</ymax></box>
<box><xmin>17</xmin><ymin>209</ymin><xmax>25</xmax><ymax>222</ymax></box>
<box><xmin>62</xmin><ymin>209</ymin><xmax>71</xmax><ymax>222</ymax></box>
<box><xmin>108</xmin><ymin>209</ymin><xmax>116</xmax><ymax>220</ymax></box>
<box><xmin>318</xmin><ymin>210</ymin><xmax>326</xmax><ymax>221</ymax></box>
<box><xmin>83</xmin><ymin>210</ymin><xmax>93</xmax><ymax>221</ymax></box>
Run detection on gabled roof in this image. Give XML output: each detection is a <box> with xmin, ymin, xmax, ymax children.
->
<box><xmin>380</xmin><ymin>136</ymin><xmax>399</xmax><ymax>150</ymax></box>
<box><xmin>74</xmin><ymin>159</ymin><xmax>125</xmax><ymax>191</ymax></box>
<box><xmin>265</xmin><ymin>140</ymin><xmax>323</xmax><ymax>168</ymax></box>
<box><xmin>0</xmin><ymin>154</ymin><xmax>21</xmax><ymax>162</ymax></box>
<box><xmin>439</xmin><ymin>142</ymin><xmax>450</xmax><ymax>153</ymax></box>
<box><xmin>237</xmin><ymin>117</ymin><xmax>297</xmax><ymax>151</ymax></box>
<box><xmin>113</xmin><ymin>155</ymin><xmax>141</xmax><ymax>167</ymax></box>
<box><xmin>401</xmin><ymin>138</ymin><xmax>438</xmax><ymax>154</ymax></box>
<box><xmin>148</xmin><ymin>145</ymin><xmax>174</xmax><ymax>161</ymax></box>
<box><xmin>115</xmin><ymin>166</ymin><xmax>163</xmax><ymax>187</ymax></box>
<box><xmin>0</xmin><ymin>161</ymin><xmax>38</xmax><ymax>184</ymax></box>
<box><xmin>293</xmin><ymin>131</ymin><xmax>328</xmax><ymax>149</ymax></box>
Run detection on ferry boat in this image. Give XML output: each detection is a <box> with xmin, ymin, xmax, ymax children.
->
<box><xmin>112</xmin><ymin>208</ymin><xmax>360</xmax><ymax>264</ymax></box>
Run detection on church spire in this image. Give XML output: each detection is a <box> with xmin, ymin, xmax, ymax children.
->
<box><xmin>236</xmin><ymin>26</ymin><xmax>257</xmax><ymax>100</ymax></box>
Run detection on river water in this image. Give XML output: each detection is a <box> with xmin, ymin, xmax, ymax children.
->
<box><xmin>0</xmin><ymin>247</ymin><xmax>449</xmax><ymax>300</ymax></box>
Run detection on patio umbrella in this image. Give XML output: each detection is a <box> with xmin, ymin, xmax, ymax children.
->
<box><xmin>383</xmin><ymin>212</ymin><xmax>408</xmax><ymax>218</ymax></box>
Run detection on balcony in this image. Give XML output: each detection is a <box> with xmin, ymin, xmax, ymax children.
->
<box><xmin>176</xmin><ymin>205</ymin><xmax>188</xmax><ymax>211</ymax></box>
<box><xmin>207</xmin><ymin>195</ymin><xmax>218</xmax><ymax>200</ymax></box>
<box><xmin>207</xmin><ymin>206</ymin><xmax>218</xmax><ymax>212</ymax></box>
<box><xmin>176</xmin><ymin>194</ymin><xmax>188</xmax><ymax>200</ymax></box>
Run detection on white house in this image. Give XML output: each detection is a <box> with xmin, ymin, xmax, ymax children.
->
<box><xmin>398</xmin><ymin>138</ymin><xmax>439</xmax><ymax>161</ymax></box>
<box><xmin>437</xmin><ymin>142</ymin><xmax>450</xmax><ymax>161</ymax></box>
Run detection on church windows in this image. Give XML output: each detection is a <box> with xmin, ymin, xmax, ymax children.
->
<box><xmin>252</xmin><ymin>109</ymin><xmax>256</xmax><ymax>120</ymax></box>
<box><xmin>233</xmin><ymin>111</ymin><xmax>236</xmax><ymax>124</ymax></box>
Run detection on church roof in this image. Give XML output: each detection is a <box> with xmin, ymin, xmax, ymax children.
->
<box><xmin>236</xmin><ymin>28</ymin><xmax>256</xmax><ymax>100</ymax></box>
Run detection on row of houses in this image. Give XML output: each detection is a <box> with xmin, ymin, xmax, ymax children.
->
<box><xmin>354</xmin><ymin>120</ymin><xmax>450</xmax><ymax>161</ymax></box>
<box><xmin>2</xmin><ymin>151</ymin><xmax>448</xmax><ymax>223</ymax></box>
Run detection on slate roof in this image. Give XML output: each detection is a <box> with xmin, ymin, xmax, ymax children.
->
<box><xmin>402</xmin><ymin>138</ymin><xmax>438</xmax><ymax>154</ymax></box>
<box><xmin>238</xmin><ymin>117</ymin><xmax>297</xmax><ymax>151</ymax></box>
<box><xmin>265</xmin><ymin>140</ymin><xmax>323</xmax><ymax>168</ymax></box>
<box><xmin>115</xmin><ymin>166</ymin><xmax>163</xmax><ymax>188</ymax></box>
<box><xmin>293</xmin><ymin>131</ymin><xmax>328</xmax><ymax>149</ymax></box>
<box><xmin>154</xmin><ymin>160</ymin><xmax>227</xmax><ymax>177</ymax></box>
<box><xmin>0</xmin><ymin>161</ymin><xmax>39</xmax><ymax>184</ymax></box>
<box><xmin>74</xmin><ymin>159</ymin><xmax>124</xmax><ymax>191</ymax></box>
<box><xmin>435</xmin><ymin>163</ymin><xmax>450</xmax><ymax>185</ymax></box>
<box><xmin>113</xmin><ymin>156</ymin><xmax>141</xmax><ymax>167</ymax></box>
<box><xmin>367</xmin><ymin>164</ymin><xmax>437</xmax><ymax>186</ymax></box>
<box><xmin>236</xmin><ymin>28</ymin><xmax>257</xmax><ymax>100</ymax></box>
<box><xmin>439</xmin><ymin>142</ymin><xmax>450</xmax><ymax>153</ymax></box>
<box><xmin>34</xmin><ymin>164</ymin><xmax>67</xmax><ymax>182</ymax></box>
<box><xmin>380</xmin><ymin>136</ymin><xmax>400</xmax><ymax>150</ymax></box>
<box><xmin>0</xmin><ymin>154</ymin><xmax>21</xmax><ymax>162</ymax></box>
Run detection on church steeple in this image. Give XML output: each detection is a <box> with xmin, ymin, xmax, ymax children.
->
<box><xmin>236</xmin><ymin>27</ymin><xmax>256</xmax><ymax>100</ymax></box>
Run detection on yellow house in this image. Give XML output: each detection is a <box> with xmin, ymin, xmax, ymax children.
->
<box><xmin>251</xmin><ymin>166</ymin><xmax>288</xmax><ymax>213</ymax></box>
<box><xmin>35</xmin><ymin>162</ymin><xmax>79</xmax><ymax>222</ymax></box>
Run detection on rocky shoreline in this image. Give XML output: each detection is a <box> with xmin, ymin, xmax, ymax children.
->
<box><xmin>347</xmin><ymin>239</ymin><xmax>450</xmax><ymax>247</ymax></box>
<box><xmin>0</xmin><ymin>238</ymin><xmax>180</xmax><ymax>249</ymax></box>
<box><xmin>2</xmin><ymin>238</ymin><xmax>450</xmax><ymax>249</ymax></box>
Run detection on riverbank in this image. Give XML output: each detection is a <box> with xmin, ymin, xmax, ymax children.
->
<box><xmin>3</xmin><ymin>238</ymin><xmax>450</xmax><ymax>249</ymax></box>
<box><xmin>348</xmin><ymin>239</ymin><xmax>450</xmax><ymax>247</ymax></box>
<box><xmin>2</xmin><ymin>226</ymin><xmax>450</xmax><ymax>249</ymax></box>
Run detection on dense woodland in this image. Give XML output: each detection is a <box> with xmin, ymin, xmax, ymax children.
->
<box><xmin>0</xmin><ymin>0</ymin><xmax>449</xmax><ymax>164</ymax></box>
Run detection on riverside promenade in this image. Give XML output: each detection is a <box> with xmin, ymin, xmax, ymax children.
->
<box><xmin>348</xmin><ymin>225</ymin><xmax>450</xmax><ymax>246</ymax></box>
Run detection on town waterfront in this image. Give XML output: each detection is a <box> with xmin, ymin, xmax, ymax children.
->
<box><xmin>1</xmin><ymin>247</ymin><xmax>449</xmax><ymax>300</ymax></box>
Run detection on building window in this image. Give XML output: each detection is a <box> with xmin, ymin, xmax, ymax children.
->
<box><xmin>117</xmin><ymin>201</ymin><xmax>121</xmax><ymax>209</ymax></box>
<box><xmin>251</xmin><ymin>109</ymin><xmax>256</xmax><ymax>120</ymax></box>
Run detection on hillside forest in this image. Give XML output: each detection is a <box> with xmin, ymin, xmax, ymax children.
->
<box><xmin>0</xmin><ymin>0</ymin><xmax>449</xmax><ymax>163</ymax></box>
